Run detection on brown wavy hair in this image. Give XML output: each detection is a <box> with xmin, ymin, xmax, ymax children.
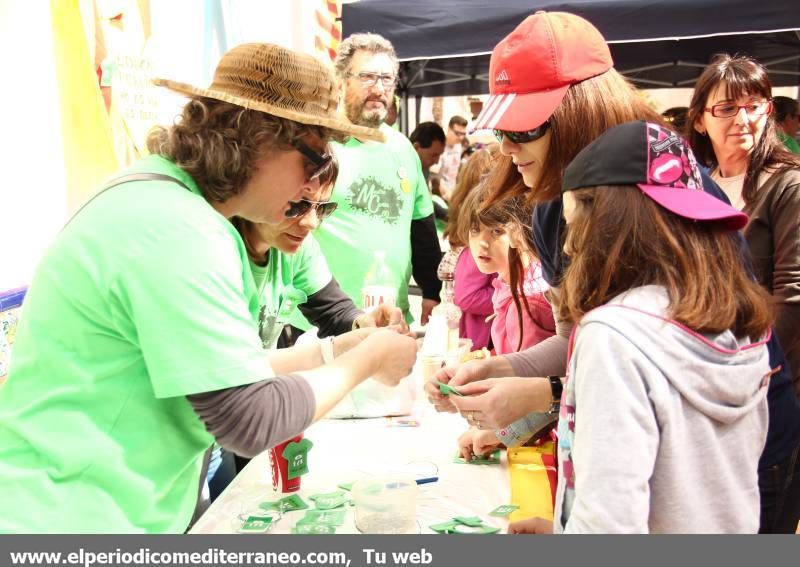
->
<box><xmin>147</xmin><ymin>97</ymin><xmax>335</xmax><ymax>203</ymax></box>
<box><xmin>685</xmin><ymin>54</ymin><xmax>800</xmax><ymax>204</ymax></box>
<box><xmin>443</xmin><ymin>143</ymin><xmax>500</xmax><ymax>247</ymax></box>
<box><xmin>484</xmin><ymin>69</ymin><xmax>663</xmax><ymax>207</ymax></box>
<box><xmin>559</xmin><ymin>187</ymin><xmax>773</xmax><ymax>339</ymax></box>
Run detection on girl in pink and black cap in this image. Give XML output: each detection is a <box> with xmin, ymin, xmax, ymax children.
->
<box><xmin>541</xmin><ymin>120</ymin><xmax>771</xmax><ymax>533</ymax></box>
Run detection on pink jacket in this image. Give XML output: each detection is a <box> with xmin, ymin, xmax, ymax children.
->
<box><xmin>453</xmin><ymin>248</ymin><xmax>496</xmax><ymax>350</ymax></box>
<box><xmin>490</xmin><ymin>262</ymin><xmax>555</xmax><ymax>355</ymax></box>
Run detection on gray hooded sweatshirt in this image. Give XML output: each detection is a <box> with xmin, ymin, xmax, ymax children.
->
<box><xmin>553</xmin><ymin>285</ymin><xmax>770</xmax><ymax>533</ymax></box>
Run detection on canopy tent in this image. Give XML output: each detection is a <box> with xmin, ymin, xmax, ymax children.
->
<box><xmin>342</xmin><ymin>0</ymin><xmax>800</xmax><ymax>98</ymax></box>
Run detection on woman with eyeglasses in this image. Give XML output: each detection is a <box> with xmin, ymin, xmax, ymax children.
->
<box><xmin>686</xmin><ymin>54</ymin><xmax>800</xmax><ymax>534</ymax></box>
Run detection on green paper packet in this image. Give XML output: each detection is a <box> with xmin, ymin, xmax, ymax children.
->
<box><xmin>429</xmin><ymin>520</ymin><xmax>459</xmax><ymax>533</ymax></box>
<box><xmin>436</xmin><ymin>381</ymin><xmax>464</xmax><ymax>397</ymax></box>
<box><xmin>292</xmin><ymin>523</ymin><xmax>337</xmax><ymax>534</ymax></box>
<box><xmin>337</xmin><ymin>482</ymin><xmax>354</xmax><ymax>491</ymax></box>
<box><xmin>453</xmin><ymin>449</ymin><xmax>501</xmax><ymax>464</ymax></box>
<box><xmin>238</xmin><ymin>515</ymin><xmax>274</xmax><ymax>533</ymax></box>
<box><xmin>451</xmin><ymin>523</ymin><xmax>500</xmax><ymax>534</ymax></box>
<box><xmin>259</xmin><ymin>493</ymin><xmax>308</xmax><ymax>512</ymax></box>
<box><xmin>489</xmin><ymin>504</ymin><xmax>519</xmax><ymax>517</ymax></box>
<box><xmin>298</xmin><ymin>508</ymin><xmax>347</xmax><ymax>526</ymax></box>
<box><xmin>454</xmin><ymin>516</ymin><xmax>483</xmax><ymax>527</ymax></box>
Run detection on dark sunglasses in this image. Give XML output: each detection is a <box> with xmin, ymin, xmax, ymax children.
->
<box><xmin>493</xmin><ymin>121</ymin><xmax>550</xmax><ymax>144</ymax></box>
<box><xmin>285</xmin><ymin>198</ymin><xmax>338</xmax><ymax>220</ymax></box>
<box><xmin>293</xmin><ymin>140</ymin><xmax>333</xmax><ymax>182</ymax></box>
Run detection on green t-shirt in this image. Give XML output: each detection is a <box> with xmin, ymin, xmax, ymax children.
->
<box><xmin>292</xmin><ymin>124</ymin><xmax>433</xmax><ymax>328</ymax></box>
<box><xmin>779</xmin><ymin>131</ymin><xmax>800</xmax><ymax>154</ymax></box>
<box><xmin>251</xmin><ymin>236</ymin><xmax>332</xmax><ymax>348</ymax></box>
<box><xmin>0</xmin><ymin>155</ymin><xmax>272</xmax><ymax>533</ymax></box>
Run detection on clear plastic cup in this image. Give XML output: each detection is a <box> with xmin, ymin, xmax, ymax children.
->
<box><xmin>352</xmin><ymin>477</ymin><xmax>417</xmax><ymax>534</ymax></box>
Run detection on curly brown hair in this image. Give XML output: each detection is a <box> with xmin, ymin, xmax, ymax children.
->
<box><xmin>559</xmin><ymin>187</ymin><xmax>773</xmax><ymax>340</ymax></box>
<box><xmin>146</xmin><ymin>97</ymin><xmax>336</xmax><ymax>203</ymax></box>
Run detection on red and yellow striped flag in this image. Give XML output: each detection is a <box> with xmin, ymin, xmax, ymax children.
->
<box><xmin>314</xmin><ymin>0</ymin><xmax>341</xmax><ymax>63</ymax></box>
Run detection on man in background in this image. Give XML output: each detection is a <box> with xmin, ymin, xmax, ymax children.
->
<box><xmin>409</xmin><ymin>121</ymin><xmax>446</xmax><ymax>180</ymax></box>
<box><xmin>434</xmin><ymin>115</ymin><xmax>468</xmax><ymax>199</ymax></box>
<box><xmin>294</xmin><ymin>32</ymin><xmax>442</xmax><ymax>329</ymax></box>
<box><xmin>774</xmin><ymin>96</ymin><xmax>800</xmax><ymax>154</ymax></box>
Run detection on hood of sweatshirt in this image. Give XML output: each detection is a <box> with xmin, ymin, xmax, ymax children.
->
<box><xmin>578</xmin><ymin>285</ymin><xmax>771</xmax><ymax>425</ymax></box>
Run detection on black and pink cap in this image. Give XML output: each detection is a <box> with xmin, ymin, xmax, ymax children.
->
<box><xmin>562</xmin><ymin>121</ymin><xmax>748</xmax><ymax>231</ymax></box>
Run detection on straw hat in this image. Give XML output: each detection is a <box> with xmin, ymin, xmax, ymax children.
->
<box><xmin>153</xmin><ymin>43</ymin><xmax>384</xmax><ymax>142</ymax></box>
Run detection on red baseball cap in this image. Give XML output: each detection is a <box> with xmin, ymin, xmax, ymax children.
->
<box><xmin>472</xmin><ymin>11</ymin><xmax>613</xmax><ymax>133</ymax></box>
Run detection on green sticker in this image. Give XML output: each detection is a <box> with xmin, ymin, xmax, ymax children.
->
<box><xmin>282</xmin><ymin>438</ymin><xmax>314</xmax><ymax>480</ymax></box>
<box><xmin>489</xmin><ymin>504</ymin><xmax>519</xmax><ymax>517</ymax></box>
<box><xmin>454</xmin><ymin>516</ymin><xmax>484</xmax><ymax>527</ymax></box>
<box><xmin>452</xmin><ymin>523</ymin><xmax>500</xmax><ymax>534</ymax></box>
<box><xmin>259</xmin><ymin>493</ymin><xmax>308</xmax><ymax>512</ymax></box>
<box><xmin>429</xmin><ymin>520</ymin><xmax>459</xmax><ymax>533</ymax></box>
<box><xmin>453</xmin><ymin>449</ymin><xmax>501</xmax><ymax>465</ymax></box>
<box><xmin>298</xmin><ymin>508</ymin><xmax>346</xmax><ymax>526</ymax></box>
<box><xmin>337</xmin><ymin>481</ymin><xmax>355</xmax><ymax>492</ymax></box>
<box><xmin>238</xmin><ymin>515</ymin><xmax>274</xmax><ymax>533</ymax></box>
<box><xmin>436</xmin><ymin>381</ymin><xmax>464</xmax><ymax>397</ymax></box>
<box><xmin>292</xmin><ymin>522</ymin><xmax>337</xmax><ymax>534</ymax></box>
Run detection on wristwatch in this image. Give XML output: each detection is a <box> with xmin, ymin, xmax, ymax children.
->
<box><xmin>547</xmin><ymin>375</ymin><xmax>563</xmax><ymax>414</ymax></box>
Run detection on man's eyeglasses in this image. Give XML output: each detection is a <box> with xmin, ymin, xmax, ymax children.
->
<box><xmin>284</xmin><ymin>199</ymin><xmax>338</xmax><ymax>220</ymax></box>
<box><xmin>494</xmin><ymin>121</ymin><xmax>550</xmax><ymax>144</ymax></box>
<box><xmin>349</xmin><ymin>71</ymin><xmax>396</xmax><ymax>89</ymax></box>
<box><xmin>704</xmin><ymin>100</ymin><xmax>772</xmax><ymax>119</ymax></box>
<box><xmin>293</xmin><ymin>140</ymin><xmax>333</xmax><ymax>183</ymax></box>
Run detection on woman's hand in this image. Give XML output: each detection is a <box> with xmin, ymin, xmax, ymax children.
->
<box><xmin>363</xmin><ymin>329</ymin><xmax>418</xmax><ymax>386</ymax></box>
<box><xmin>457</xmin><ymin>427</ymin><xmax>503</xmax><ymax>461</ymax></box>
<box><xmin>424</xmin><ymin>359</ymin><xmax>491</xmax><ymax>413</ymax></box>
<box><xmin>508</xmin><ymin>517</ymin><xmax>554</xmax><ymax>534</ymax></box>
<box><xmin>449</xmin><ymin>376</ymin><xmax>551</xmax><ymax>430</ymax></box>
<box><xmin>353</xmin><ymin>304</ymin><xmax>410</xmax><ymax>335</ymax></box>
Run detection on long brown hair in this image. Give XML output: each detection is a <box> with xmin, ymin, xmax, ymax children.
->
<box><xmin>485</xmin><ymin>69</ymin><xmax>663</xmax><ymax>207</ymax></box>
<box><xmin>685</xmin><ymin>54</ymin><xmax>800</xmax><ymax>204</ymax></box>
<box><xmin>559</xmin><ymin>187</ymin><xmax>773</xmax><ymax>339</ymax></box>
<box><xmin>444</xmin><ymin>144</ymin><xmax>500</xmax><ymax>247</ymax></box>
<box><xmin>458</xmin><ymin>185</ymin><xmax>536</xmax><ymax>351</ymax></box>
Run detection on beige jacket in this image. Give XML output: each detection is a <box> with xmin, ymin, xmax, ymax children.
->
<box><xmin>744</xmin><ymin>167</ymin><xmax>800</xmax><ymax>394</ymax></box>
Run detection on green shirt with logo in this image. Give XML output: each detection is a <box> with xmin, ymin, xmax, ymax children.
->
<box><xmin>293</xmin><ymin>124</ymin><xmax>433</xmax><ymax>327</ymax></box>
<box><xmin>0</xmin><ymin>155</ymin><xmax>272</xmax><ymax>533</ymax></box>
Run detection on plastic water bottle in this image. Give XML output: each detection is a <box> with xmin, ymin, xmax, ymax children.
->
<box><xmin>435</xmin><ymin>279</ymin><xmax>462</xmax><ymax>353</ymax></box>
<box><xmin>361</xmin><ymin>250</ymin><xmax>397</xmax><ymax>310</ymax></box>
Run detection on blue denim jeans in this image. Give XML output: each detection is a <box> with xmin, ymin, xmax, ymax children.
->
<box><xmin>759</xmin><ymin>440</ymin><xmax>800</xmax><ymax>533</ymax></box>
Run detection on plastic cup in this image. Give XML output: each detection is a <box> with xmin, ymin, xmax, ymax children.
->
<box><xmin>268</xmin><ymin>434</ymin><xmax>303</xmax><ymax>493</ymax></box>
<box><xmin>352</xmin><ymin>477</ymin><xmax>417</xmax><ymax>534</ymax></box>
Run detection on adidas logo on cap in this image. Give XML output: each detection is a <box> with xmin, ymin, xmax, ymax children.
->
<box><xmin>495</xmin><ymin>69</ymin><xmax>510</xmax><ymax>85</ymax></box>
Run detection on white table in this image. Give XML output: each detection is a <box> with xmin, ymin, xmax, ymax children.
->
<box><xmin>190</xmin><ymin>405</ymin><xmax>511</xmax><ymax>534</ymax></box>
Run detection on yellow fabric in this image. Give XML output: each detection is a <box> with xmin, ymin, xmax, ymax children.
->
<box><xmin>507</xmin><ymin>444</ymin><xmax>556</xmax><ymax>523</ymax></box>
<box><xmin>51</xmin><ymin>0</ymin><xmax>118</xmax><ymax>214</ymax></box>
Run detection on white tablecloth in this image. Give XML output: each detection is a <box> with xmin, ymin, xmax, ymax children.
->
<box><xmin>190</xmin><ymin>404</ymin><xmax>510</xmax><ymax>534</ymax></box>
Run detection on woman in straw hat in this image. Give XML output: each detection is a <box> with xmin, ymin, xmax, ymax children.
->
<box><xmin>425</xmin><ymin>11</ymin><xmax>799</xmax><ymax>533</ymax></box>
<box><xmin>0</xmin><ymin>43</ymin><xmax>416</xmax><ymax>533</ymax></box>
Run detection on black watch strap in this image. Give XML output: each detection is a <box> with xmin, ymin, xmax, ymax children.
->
<box><xmin>547</xmin><ymin>375</ymin><xmax>563</xmax><ymax>414</ymax></box>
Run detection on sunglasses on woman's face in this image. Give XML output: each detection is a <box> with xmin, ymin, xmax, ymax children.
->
<box><xmin>284</xmin><ymin>198</ymin><xmax>338</xmax><ymax>220</ymax></box>
<box><xmin>293</xmin><ymin>140</ymin><xmax>333</xmax><ymax>183</ymax></box>
<box><xmin>493</xmin><ymin>121</ymin><xmax>550</xmax><ymax>144</ymax></box>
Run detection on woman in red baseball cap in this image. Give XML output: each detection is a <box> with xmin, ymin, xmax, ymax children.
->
<box><xmin>425</xmin><ymin>10</ymin><xmax>800</xmax><ymax>533</ymax></box>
